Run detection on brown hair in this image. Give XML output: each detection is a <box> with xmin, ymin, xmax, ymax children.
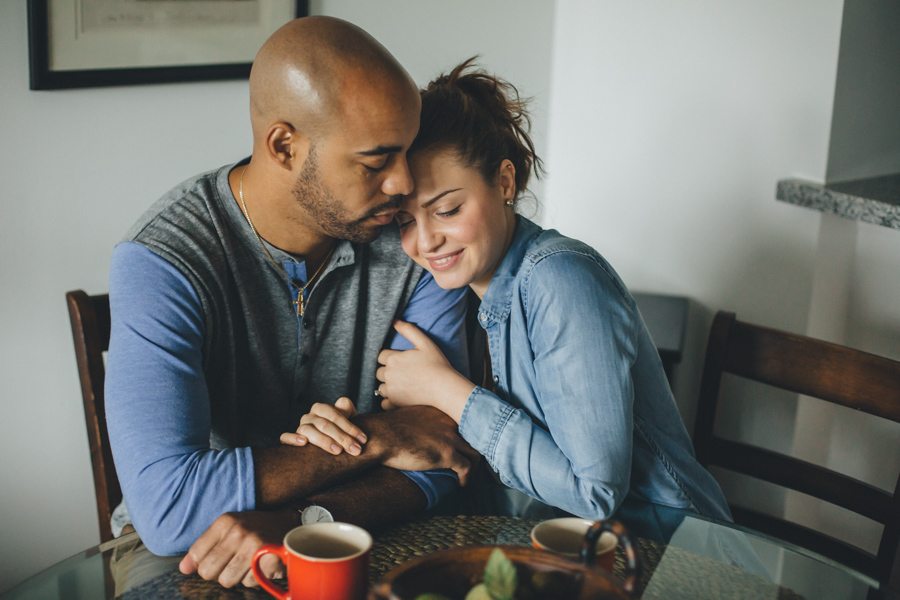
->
<box><xmin>410</xmin><ymin>57</ymin><xmax>544</xmax><ymax>201</ymax></box>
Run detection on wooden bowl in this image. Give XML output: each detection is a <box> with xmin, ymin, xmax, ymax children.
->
<box><xmin>369</xmin><ymin>544</ymin><xmax>637</xmax><ymax>600</ymax></box>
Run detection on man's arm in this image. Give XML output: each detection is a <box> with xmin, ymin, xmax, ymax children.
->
<box><xmin>306</xmin><ymin>466</ymin><xmax>427</xmax><ymax>528</ymax></box>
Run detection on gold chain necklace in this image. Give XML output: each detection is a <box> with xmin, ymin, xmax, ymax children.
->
<box><xmin>238</xmin><ymin>166</ymin><xmax>335</xmax><ymax>317</ymax></box>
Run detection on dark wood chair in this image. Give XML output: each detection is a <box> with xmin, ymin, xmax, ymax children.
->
<box><xmin>694</xmin><ymin>311</ymin><xmax>900</xmax><ymax>592</ymax></box>
<box><xmin>66</xmin><ymin>290</ymin><xmax>121</xmax><ymax>543</ymax></box>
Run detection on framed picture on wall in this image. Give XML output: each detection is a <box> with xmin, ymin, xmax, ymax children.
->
<box><xmin>28</xmin><ymin>0</ymin><xmax>309</xmax><ymax>90</ymax></box>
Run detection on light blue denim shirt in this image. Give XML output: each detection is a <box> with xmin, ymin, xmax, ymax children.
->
<box><xmin>458</xmin><ymin>217</ymin><xmax>731</xmax><ymax>532</ymax></box>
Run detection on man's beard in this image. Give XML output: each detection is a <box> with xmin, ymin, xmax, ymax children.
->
<box><xmin>292</xmin><ymin>146</ymin><xmax>400</xmax><ymax>244</ymax></box>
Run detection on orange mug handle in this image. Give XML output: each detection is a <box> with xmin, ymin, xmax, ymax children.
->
<box><xmin>581</xmin><ymin>520</ymin><xmax>641</xmax><ymax>593</ymax></box>
<box><xmin>252</xmin><ymin>544</ymin><xmax>290</xmax><ymax>600</ymax></box>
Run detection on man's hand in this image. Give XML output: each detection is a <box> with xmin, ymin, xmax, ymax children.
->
<box><xmin>376</xmin><ymin>321</ymin><xmax>476</xmax><ymax>423</ymax></box>
<box><xmin>357</xmin><ymin>405</ymin><xmax>480</xmax><ymax>485</ymax></box>
<box><xmin>178</xmin><ymin>509</ymin><xmax>297</xmax><ymax>588</ymax></box>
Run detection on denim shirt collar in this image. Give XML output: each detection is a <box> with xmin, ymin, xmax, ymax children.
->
<box><xmin>479</xmin><ymin>216</ymin><xmax>543</xmax><ymax>324</ymax></box>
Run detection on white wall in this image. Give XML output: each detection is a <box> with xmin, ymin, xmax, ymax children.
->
<box><xmin>545</xmin><ymin>0</ymin><xmax>842</xmax><ymax>420</ymax></box>
<box><xmin>546</xmin><ymin>0</ymin><xmax>900</xmax><ymax>557</ymax></box>
<box><xmin>0</xmin><ymin>0</ymin><xmax>555</xmax><ymax>592</ymax></box>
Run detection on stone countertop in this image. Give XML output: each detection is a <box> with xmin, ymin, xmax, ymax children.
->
<box><xmin>776</xmin><ymin>172</ymin><xmax>900</xmax><ymax>230</ymax></box>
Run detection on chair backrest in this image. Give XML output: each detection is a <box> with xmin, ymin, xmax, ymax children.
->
<box><xmin>694</xmin><ymin>311</ymin><xmax>900</xmax><ymax>590</ymax></box>
<box><xmin>66</xmin><ymin>290</ymin><xmax>120</xmax><ymax>543</ymax></box>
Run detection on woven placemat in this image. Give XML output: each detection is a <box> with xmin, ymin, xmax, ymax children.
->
<box><xmin>369</xmin><ymin>515</ymin><xmax>540</xmax><ymax>580</ymax></box>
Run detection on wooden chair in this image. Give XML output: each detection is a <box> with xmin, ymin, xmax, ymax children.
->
<box><xmin>66</xmin><ymin>290</ymin><xmax>121</xmax><ymax>543</ymax></box>
<box><xmin>694</xmin><ymin>311</ymin><xmax>900</xmax><ymax>591</ymax></box>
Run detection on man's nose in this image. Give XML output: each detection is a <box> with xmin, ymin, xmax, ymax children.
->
<box><xmin>382</xmin><ymin>156</ymin><xmax>414</xmax><ymax>197</ymax></box>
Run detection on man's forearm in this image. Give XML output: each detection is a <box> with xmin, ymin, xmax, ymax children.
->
<box><xmin>306</xmin><ymin>467</ymin><xmax>428</xmax><ymax>530</ymax></box>
<box><xmin>253</xmin><ymin>443</ymin><xmax>383</xmax><ymax>508</ymax></box>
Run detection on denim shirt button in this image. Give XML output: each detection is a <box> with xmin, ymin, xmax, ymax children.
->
<box><xmin>493</xmin><ymin>375</ymin><xmax>499</xmax><ymax>384</ymax></box>
<box><xmin>480</xmin><ymin>313</ymin><xmax>487</xmax><ymax>322</ymax></box>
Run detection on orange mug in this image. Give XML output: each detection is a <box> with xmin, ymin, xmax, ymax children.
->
<box><xmin>531</xmin><ymin>518</ymin><xmax>638</xmax><ymax>577</ymax></box>
<box><xmin>252</xmin><ymin>522</ymin><xmax>372</xmax><ymax>600</ymax></box>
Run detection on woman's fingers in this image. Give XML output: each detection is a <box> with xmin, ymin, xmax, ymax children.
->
<box><xmin>297</xmin><ymin>420</ymin><xmax>360</xmax><ymax>455</ymax></box>
<box><xmin>279</xmin><ymin>402</ymin><xmax>367</xmax><ymax>455</ymax></box>
<box><xmin>334</xmin><ymin>396</ymin><xmax>357</xmax><ymax>418</ymax></box>
<box><xmin>305</xmin><ymin>403</ymin><xmax>367</xmax><ymax>444</ymax></box>
<box><xmin>377</xmin><ymin>348</ymin><xmax>397</xmax><ymax>366</ymax></box>
<box><xmin>392</xmin><ymin>320</ymin><xmax>437</xmax><ymax>350</ymax></box>
<box><xmin>279</xmin><ymin>432</ymin><xmax>308</xmax><ymax>447</ymax></box>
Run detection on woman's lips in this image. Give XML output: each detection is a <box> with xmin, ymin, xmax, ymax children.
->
<box><xmin>427</xmin><ymin>249</ymin><xmax>463</xmax><ymax>271</ymax></box>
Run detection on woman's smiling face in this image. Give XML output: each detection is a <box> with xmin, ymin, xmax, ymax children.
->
<box><xmin>397</xmin><ymin>151</ymin><xmax>518</xmax><ymax>297</ymax></box>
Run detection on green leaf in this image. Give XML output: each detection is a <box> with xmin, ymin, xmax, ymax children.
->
<box><xmin>483</xmin><ymin>549</ymin><xmax>517</xmax><ymax>600</ymax></box>
<box><xmin>464</xmin><ymin>583</ymin><xmax>493</xmax><ymax>600</ymax></box>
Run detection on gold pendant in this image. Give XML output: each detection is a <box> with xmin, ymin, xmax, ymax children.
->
<box><xmin>294</xmin><ymin>290</ymin><xmax>305</xmax><ymax>317</ymax></box>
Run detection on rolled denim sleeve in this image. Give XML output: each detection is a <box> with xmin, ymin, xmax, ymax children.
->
<box><xmin>389</xmin><ymin>271</ymin><xmax>469</xmax><ymax>507</ymax></box>
<box><xmin>459</xmin><ymin>251</ymin><xmax>639</xmax><ymax>519</ymax></box>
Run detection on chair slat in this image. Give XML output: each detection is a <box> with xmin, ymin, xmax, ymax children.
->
<box><xmin>709</xmin><ymin>437</ymin><xmax>896</xmax><ymax>525</ymax></box>
<box><xmin>723</xmin><ymin>321</ymin><xmax>900</xmax><ymax>423</ymax></box>
<box><xmin>66</xmin><ymin>290</ymin><xmax>119</xmax><ymax>544</ymax></box>
<box><xmin>695</xmin><ymin>311</ymin><xmax>900</xmax><ymax>589</ymax></box>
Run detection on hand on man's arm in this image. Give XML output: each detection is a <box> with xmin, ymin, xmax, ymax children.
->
<box><xmin>256</xmin><ymin>405</ymin><xmax>478</xmax><ymax>507</ymax></box>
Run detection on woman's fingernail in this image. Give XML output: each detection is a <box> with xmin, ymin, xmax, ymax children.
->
<box><xmin>331</xmin><ymin>443</ymin><xmax>342</xmax><ymax>454</ymax></box>
<box><xmin>357</xmin><ymin>433</ymin><xmax>367</xmax><ymax>444</ymax></box>
<box><xmin>350</xmin><ymin>443</ymin><xmax>361</xmax><ymax>455</ymax></box>
<box><xmin>296</xmin><ymin>436</ymin><xmax>306</xmax><ymax>445</ymax></box>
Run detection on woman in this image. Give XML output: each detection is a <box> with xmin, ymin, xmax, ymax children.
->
<box><xmin>287</xmin><ymin>59</ymin><xmax>731</xmax><ymax>537</ymax></box>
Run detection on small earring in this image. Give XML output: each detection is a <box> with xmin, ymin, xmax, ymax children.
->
<box><xmin>505</xmin><ymin>199</ymin><xmax>515</xmax><ymax>207</ymax></box>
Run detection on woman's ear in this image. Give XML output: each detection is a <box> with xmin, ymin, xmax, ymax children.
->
<box><xmin>498</xmin><ymin>159</ymin><xmax>517</xmax><ymax>203</ymax></box>
<box><xmin>265</xmin><ymin>122</ymin><xmax>310</xmax><ymax>171</ymax></box>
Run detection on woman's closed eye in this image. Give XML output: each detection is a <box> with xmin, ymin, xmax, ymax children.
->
<box><xmin>437</xmin><ymin>205</ymin><xmax>461</xmax><ymax>218</ymax></box>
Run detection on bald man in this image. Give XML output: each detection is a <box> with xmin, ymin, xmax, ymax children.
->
<box><xmin>105</xmin><ymin>16</ymin><xmax>476</xmax><ymax>588</ymax></box>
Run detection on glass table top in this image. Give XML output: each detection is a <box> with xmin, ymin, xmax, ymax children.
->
<box><xmin>2</xmin><ymin>513</ymin><xmax>882</xmax><ymax>600</ymax></box>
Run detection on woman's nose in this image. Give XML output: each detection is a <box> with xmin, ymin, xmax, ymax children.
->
<box><xmin>418</xmin><ymin>222</ymin><xmax>442</xmax><ymax>253</ymax></box>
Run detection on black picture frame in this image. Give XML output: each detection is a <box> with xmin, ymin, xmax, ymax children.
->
<box><xmin>28</xmin><ymin>0</ymin><xmax>309</xmax><ymax>90</ymax></box>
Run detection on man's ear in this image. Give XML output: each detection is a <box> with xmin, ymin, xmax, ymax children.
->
<box><xmin>266</xmin><ymin>122</ymin><xmax>310</xmax><ymax>171</ymax></box>
<box><xmin>498</xmin><ymin>159</ymin><xmax>517</xmax><ymax>202</ymax></box>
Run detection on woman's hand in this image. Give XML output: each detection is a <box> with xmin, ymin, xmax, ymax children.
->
<box><xmin>376</xmin><ymin>321</ymin><xmax>476</xmax><ymax>423</ymax></box>
<box><xmin>279</xmin><ymin>397</ymin><xmax>367</xmax><ymax>456</ymax></box>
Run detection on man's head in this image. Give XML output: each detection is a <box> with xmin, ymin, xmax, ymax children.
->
<box><xmin>249</xmin><ymin>16</ymin><xmax>420</xmax><ymax>243</ymax></box>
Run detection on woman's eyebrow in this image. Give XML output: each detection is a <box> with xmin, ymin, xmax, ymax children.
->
<box><xmin>423</xmin><ymin>188</ymin><xmax>462</xmax><ymax>208</ymax></box>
